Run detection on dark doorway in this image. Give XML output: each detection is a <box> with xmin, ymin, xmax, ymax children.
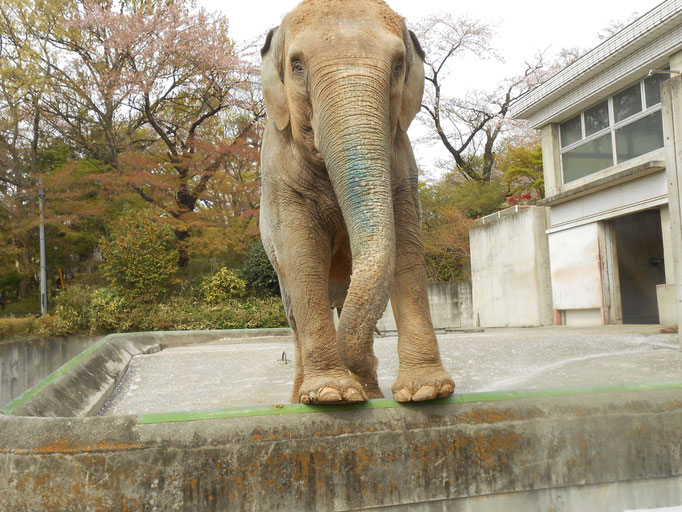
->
<box><xmin>611</xmin><ymin>209</ymin><xmax>665</xmax><ymax>324</ymax></box>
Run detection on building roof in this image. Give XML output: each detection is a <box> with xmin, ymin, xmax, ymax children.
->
<box><xmin>511</xmin><ymin>0</ymin><xmax>682</xmax><ymax>129</ymax></box>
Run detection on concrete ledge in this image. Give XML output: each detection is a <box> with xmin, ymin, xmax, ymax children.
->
<box><xmin>0</xmin><ymin>389</ymin><xmax>680</xmax><ymax>510</ymax></box>
<box><xmin>537</xmin><ymin>161</ymin><xmax>666</xmax><ymax>206</ymax></box>
<box><xmin>2</xmin><ymin>333</ymin><xmax>161</xmax><ymax>417</ymax></box>
<box><xmin>0</xmin><ymin>329</ymin><xmax>295</xmax><ymax>417</ymax></box>
<box><xmin>155</xmin><ymin>327</ymin><xmax>293</xmax><ymax>349</ymax></box>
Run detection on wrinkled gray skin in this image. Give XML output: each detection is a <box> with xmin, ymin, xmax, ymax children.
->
<box><xmin>259</xmin><ymin>0</ymin><xmax>455</xmax><ymax>404</ymax></box>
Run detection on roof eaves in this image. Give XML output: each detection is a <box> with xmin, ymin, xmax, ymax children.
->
<box><xmin>511</xmin><ymin>0</ymin><xmax>682</xmax><ymax>120</ymax></box>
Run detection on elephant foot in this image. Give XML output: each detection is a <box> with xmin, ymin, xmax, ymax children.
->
<box><xmin>298</xmin><ymin>374</ymin><xmax>368</xmax><ymax>404</ymax></box>
<box><xmin>363</xmin><ymin>382</ymin><xmax>384</xmax><ymax>399</ymax></box>
<box><xmin>350</xmin><ymin>374</ymin><xmax>384</xmax><ymax>399</ymax></box>
<box><xmin>392</xmin><ymin>366</ymin><xmax>455</xmax><ymax>402</ymax></box>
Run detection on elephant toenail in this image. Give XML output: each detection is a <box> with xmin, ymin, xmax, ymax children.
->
<box><xmin>412</xmin><ymin>385</ymin><xmax>437</xmax><ymax>401</ymax></box>
<box><xmin>343</xmin><ymin>388</ymin><xmax>364</xmax><ymax>402</ymax></box>
<box><xmin>393</xmin><ymin>388</ymin><xmax>412</xmax><ymax>402</ymax></box>
<box><xmin>438</xmin><ymin>384</ymin><xmax>455</xmax><ymax>397</ymax></box>
<box><xmin>318</xmin><ymin>387</ymin><xmax>342</xmax><ymax>402</ymax></box>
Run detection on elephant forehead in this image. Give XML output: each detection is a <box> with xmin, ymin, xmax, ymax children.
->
<box><xmin>286</xmin><ymin>0</ymin><xmax>403</xmax><ymax>37</ymax></box>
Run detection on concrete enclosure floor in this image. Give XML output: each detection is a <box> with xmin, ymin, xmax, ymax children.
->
<box><xmin>99</xmin><ymin>325</ymin><xmax>682</xmax><ymax>415</ymax></box>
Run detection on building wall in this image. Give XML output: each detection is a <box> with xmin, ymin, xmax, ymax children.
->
<box><xmin>548</xmin><ymin>169</ymin><xmax>667</xmax><ymax>230</ymax></box>
<box><xmin>469</xmin><ymin>206</ymin><xmax>553</xmax><ymax>328</ymax></box>
<box><xmin>376</xmin><ymin>281</ymin><xmax>473</xmax><ymax>332</ymax></box>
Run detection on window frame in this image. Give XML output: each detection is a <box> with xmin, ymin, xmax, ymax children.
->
<box><xmin>558</xmin><ymin>77</ymin><xmax>664</xmax><ymax>185</ymax></box>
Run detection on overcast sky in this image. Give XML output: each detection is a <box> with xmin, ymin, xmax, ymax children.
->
<box><xmin>197</xmin><ymin>0</ymin><xmax>663</xmax><ymax>178</ymax></box>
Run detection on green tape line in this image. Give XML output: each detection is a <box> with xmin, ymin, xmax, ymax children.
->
<box><xmin>136</xmin><ymin>380</ymin><xmax>682</xmax><ymax>424</ymax></box>
<box><xmin>1</xmin><ymin>334</ymin><xmax>115</xmax><ymax>415</ymax></box>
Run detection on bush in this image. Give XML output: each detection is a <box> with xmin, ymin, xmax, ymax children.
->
<box><xmin>452</xmin><ymin>179</ymin><xmax>507</xmax><ymax>219</ymax></box>
<box><xmin>241</xmin><ymin>241</ymin><xmax>280</xmax><ymax>296</ymax></box>
<box><xmin>88</xmin><ymin>287</ymin><xmax>133</xmax><ymax>334</ymax></box>
<box><xmin>0</xmin><ymin>294</ymin><xmax>289</xmax><ymax>342</ymax></box>
<box><xmin>100</xmin><ymin>210</ymin><xmax>179</xmax><ymax>302</ymax></box>
<box><xmin>0</xmin><ymin>316</ymin><xmax>39</xmax><ymax>340</ymax></box>
<box><xmin>53</xmin><ymin>285</ymin><xmax>95</xmax><ymax>333</ymax></box>
<box><xmin>201</xmin><ymin>268</ymin><xmax>246</xmax><ymax>304</ymax></box>
<box><xmin>0</xmin><ymin>314</ymin><xmax>71</xmax><ymax>341</ymax></box>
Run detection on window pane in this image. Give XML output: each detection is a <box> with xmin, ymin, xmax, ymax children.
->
<box><xmin>613</xmin><ymin>83</ymin><xmax>642</xmax><ymax>122</ymax></box>
<box><xmin>584</xmin><ymin>100</ymin><xmax>609</xmax><ymax>136</ymax></box>
<box><xmin>616</xmin><ymin>110</ymin><xmax>664</xmax><ymax>163</ymax></box>
<box><xmin>562</xmin><ymin>134</ymin><xmax>613</xmax><ymax>183</ymax></box>
<box><xmin>560</xmin><ymin>114</ymin><xmax>582</xmax><ymax>147</ymax></box>
<box><xmin>645</xmin><ymin>73</ymin><xmax>667</xmax><ymax>107</ymax></box>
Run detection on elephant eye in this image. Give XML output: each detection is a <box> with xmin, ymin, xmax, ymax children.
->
<box><xmin>392</xmin><ymin>60</ymin><xmax>404</xmax><ymax>80</ymax></box>
<box><xmin>292</xmin><ymin>60</ymin><xmax>305</xmax><ymax>74</ymax></box>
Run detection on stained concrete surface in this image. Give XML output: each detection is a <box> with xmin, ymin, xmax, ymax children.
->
<box><xmin>99</xmin><ymin>325</ymin><xmax>681</xmax><ymax>415</ymax></box>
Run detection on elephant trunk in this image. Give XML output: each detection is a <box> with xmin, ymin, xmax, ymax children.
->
<box><xmin>314</xmin><ymin>66</ymin><xmax>395</xmax><ymax>381</ymax></box>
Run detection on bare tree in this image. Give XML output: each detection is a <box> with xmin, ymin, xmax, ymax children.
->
<box><xmin>414</xmin><ymin>13</ymin><xmax>546</xmax><ymax>182</ymax></box>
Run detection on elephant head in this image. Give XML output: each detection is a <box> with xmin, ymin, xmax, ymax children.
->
<box><xmin>261</xmin><ymin>0</ymin><xmax>425</xmax><ymax>380</ymax></box>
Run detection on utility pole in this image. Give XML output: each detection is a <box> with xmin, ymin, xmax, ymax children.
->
<box><xmin>39</xmin><ymin>180</ymin><xmax>47</xmax><ymax>315</ymax></box>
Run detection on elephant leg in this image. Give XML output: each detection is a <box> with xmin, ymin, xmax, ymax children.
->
<box><xmin>274</xmin><ymin>214</ymin><xmax>367</xmax><ymax>404</ymax></box>
<box><xmin>329</xmin><ymin>234</ymin><xmax>384</xmax><ymax>399</ymax></box>
<box><xmin>390</xmin><ymin>186</ymin><xmax>455</xmax><ymax>402</ymax></box>
<box><xmin>277</xmin><ymin>278</ymin><xmax>304</xmax><ymax>402</ymax></box>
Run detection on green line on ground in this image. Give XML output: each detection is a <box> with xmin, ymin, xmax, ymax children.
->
<box><xmin>136</xmin><ymin>380</ymin><xmax>682</xmax><ymax>424</ymax></box>
<box><xmin>1</xmin><ymin>334</ymin><xmax>115</xmax><ymax>415</ymax></box>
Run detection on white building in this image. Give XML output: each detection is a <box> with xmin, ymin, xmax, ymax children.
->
<box><xmin>473</xmin><ymin>0</ymin><xmax>682</xmax><ymax>327</ymax></box>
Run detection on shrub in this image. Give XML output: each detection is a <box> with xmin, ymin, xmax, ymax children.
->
<box><xmin>452</xmin><ymin>179</ymin><xmax>507</xmax><ymax>219</ymax></box>
<box><xmin>0</xmin><ymin>316</ymin><xmax>38</xmax><ymax>340</ymax></box>
<box><xmin>0</xmin><ymin>314</ymin><xmax>71</xmax><ymax>341</ymax></box>
<box><xmin>53</xmin><ymin>285</ymin><xmax>95</xmax><ymax>333</ymax></box>
<box><xmin>88</xmin><ymin>287</ymin><xmax>133</xmax><ymax>334</ymax></box>
<box><xmin>201</xmin><ymin>268</ymin><xmax>246</xmax><ymax>304</ymax></box>
<box><xmin>100</xmin><ymin>210</ymin><xmax>179</xmax><ymax>302</ymax></box>
<box><xmin>241</xmin><ymin>241</ymin><xmax>280</xmax><ymax>296</ymax></box>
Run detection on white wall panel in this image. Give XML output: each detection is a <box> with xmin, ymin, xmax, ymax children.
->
<box><xmin>548</xmin><ymin>223</ymin><xmax>603</xmax><ymax>310</ymax></box>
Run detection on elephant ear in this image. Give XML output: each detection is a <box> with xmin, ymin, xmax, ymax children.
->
<box><xmin>400</xmin><ymin>28</ymin><xmax>425</xmax><ymax>132</ymax></box>
<box><xmin>261</xmin><ymin>27</ymin><xmax>290</xmax><ymax>131</ymax></box>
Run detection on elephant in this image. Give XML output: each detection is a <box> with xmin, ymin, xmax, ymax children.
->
<box><xmin>259</xmin><ymin>0</ymin><xmax>455</xmax><ymax>404</ymax></box>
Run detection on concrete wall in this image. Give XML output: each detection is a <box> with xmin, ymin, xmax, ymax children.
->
<box><xmin>376</xmin><ymin>281</ymin><xmax>473</xmax><ymax>332</ymax></box>
<box><xmin>1</xmin><ymin>389</ymin><xmax>680</xmax><ymax>511</ymax></box>
<box><xmin>470</xmin><ymin>206</ymin><xmax>553</xmax><ymax>327</ymax></box>
<box><xmin>0</xmin><ymin>335</ymin><xmax>101</xmax><ymax>407</ymax></box>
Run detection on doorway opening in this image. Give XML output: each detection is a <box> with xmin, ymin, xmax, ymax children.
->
<box><xmin>610</xmin><ymin>209</ymin><xmax>665</xmax><ymax>324</ymax></box>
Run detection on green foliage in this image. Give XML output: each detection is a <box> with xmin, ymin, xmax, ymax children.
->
<box><xmin>87</xmin><ymin>287</ymin><xmax>133</xmax><ymax>334</ymax></box>
<box><xmin>0</xmin><ymin>314</ymin><xmax>71</xmax><ymax>341</ymax></box>
<box><xmin>240</xmin><ymin>241</ymin><xmax>280</xmax><ymax>296</ymax></box>
<box><xmin>419</xmin><ymin>179</ymin><xmax>474</xmax><ymax>282</ymax></box>
<box><xmin>53</xmin><ymin>285</ymin><xmax>95</xmax><ymax>332</ymax></box>
<box><xmin>0</xmin><ymin>268</ymin><xmax>21</xmax><ymax>298</ymax></box>
<box><xmin>0</xmin><ymin>317</ymin><xmax>41</xmax><ymax>341</ymax></box>
<box><xmin>201</xmin><ymin>268</ymin><xmax>246</xmax><ymax>304</ymax></box>
<box><xmin>498</xmin><ymin>140</ymin><xmax>544</xmax><ymax>199</ymax></box>
<box><xmin>127</xmin><ymin>297</ymin><xmax>287</xmax><ymax>331</ymax></box>
<box><xmin>100</xmin><ymin>210</ymin><xmax>179</xmax><ymax>302</ymax></box>
<box><xmin>0</xmin><ymin>291</ymin><xmax>288</xmax><ymax>341</ymax></box>
<box><xmin>451</xmin><ymin>179</ymin><xmax>507</xmax><ymax>219</ymax></box>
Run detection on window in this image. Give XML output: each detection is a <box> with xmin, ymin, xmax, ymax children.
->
<box><xmin>645</xmin><ymin>74</ymin><xmax>667</xmax><ymax>107</ymax></box>
<box><xmin>563</xmin><ymin>134</ymin><xmax>613</xmax><ymax>182</ymax></box>
<box><xmin>559</xmin><ymin>74</ymin><xmax>666</xmax><ymax>184</ymax></box>
<box><xmin>613</xmin><ymin>83</ymin><xmax>642</xmax><ymax>122</ymax></box>
<box><xmin>561</xmin><ymin>114</ymin><xmax>582</xmax><ymax>147</ymax></box>
<box><xmin>584</xmin><ymin>101</ymin><xmax>609</xmax><ymax>136</ymax></box>
<box><xmin>615</xmin><ymin>110</ymin><xmax>664</xmax><ymax>163</ymax></box>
